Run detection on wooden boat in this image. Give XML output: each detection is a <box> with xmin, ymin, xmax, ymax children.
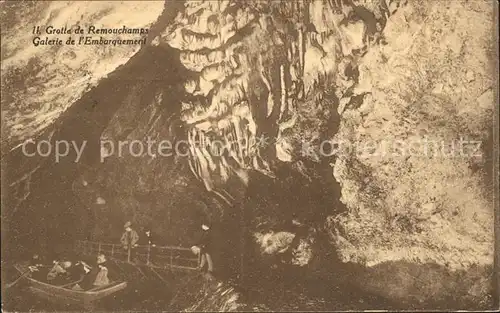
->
<box><xmin>14</xmin><ymin>262</ymin><xmax>127</xmax><ymax>309</ymax></box>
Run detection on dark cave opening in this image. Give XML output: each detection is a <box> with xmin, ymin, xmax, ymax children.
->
<box><xmin>2</xmin><ymin>44</ymin><xmax>192</xmax><ymax>259</ymax></box>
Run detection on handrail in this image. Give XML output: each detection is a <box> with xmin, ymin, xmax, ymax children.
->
<box><xmin>80</xmin><ymin>240</ymin><xmax>192</xmax><ymax>251</ymax></box>
<box><xmin>75</xmin><ymin>240</ymin><xmax>199</xmax><ymax>271</ymax></box>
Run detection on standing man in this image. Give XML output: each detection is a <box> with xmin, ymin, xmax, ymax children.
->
<box><xmin>141</xmin><ymin>226</ymin><xmax>156</xmax><ymax>265</ymax></box>
<box><xmin>197</xmin><ymin>223</ymin><xmax>214</xmax><ymax>275</ymax></box>
<box><xmin>121</xmin><ymin>221</ymin><xmax>139</xmax><ymax>263</ymax></box>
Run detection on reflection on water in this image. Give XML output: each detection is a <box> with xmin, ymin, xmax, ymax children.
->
<box><xmin>3</xmin><ymin>261</ymin><xmax>394</xmax><ymax>312</ymax></box>
<box><xmin>99</xmin><ymin>280</ymin><xmax>174</xmax><ymax>311</ymax></box>
<box><xmin>3</xmin><ymin>260</ymin><xmax>440</xmax><ymax>312</ymax></box>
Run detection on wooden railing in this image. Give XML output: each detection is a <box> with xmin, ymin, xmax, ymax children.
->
<box><xmin>75</xmin><ymin>240</ymin><xmax>199</xmax><ymax>271</ymax></box>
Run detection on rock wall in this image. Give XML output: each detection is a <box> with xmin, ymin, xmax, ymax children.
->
<box><xmin>326</xmin><ymin>0</ymin><xmax>496</xmax><ymax>305</ymax></box>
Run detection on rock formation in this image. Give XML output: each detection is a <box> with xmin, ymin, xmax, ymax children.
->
<box><xmin>1</xmin><ymin>0</ymin><xmax>496</xmax><ymax>310</ymax></box>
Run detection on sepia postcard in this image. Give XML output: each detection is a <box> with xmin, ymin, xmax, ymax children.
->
<box><xmin>1</xmin><ymin>0</ymin><xmax>499</xmax><ymax>311</ymax></box>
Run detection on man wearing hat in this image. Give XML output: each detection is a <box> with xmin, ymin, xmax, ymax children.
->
<box><xmin>120</xmin><ymin>221</ymin><xmax>139</xmax><ymax>263</ymax></box>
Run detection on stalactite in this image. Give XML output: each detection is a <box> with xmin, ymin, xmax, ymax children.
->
<box><xmin>229</xmin><ymin>148</ymin><xmax>244</xmax><ymax>168</ymax></box>
<box><xmin>219</xmin><ymin>157</ymin><xmax>229</xmax><ymax>182</ymax></box>
<box><xmin>193</xmin><ymin>145</ymin><xmax>214</xmax><ymax>191</ymax></box>
<box><xmin>233</xmin><ymin>117</ymin><xmax>246</xmax><ymax>163</ymax></box>
<box><xmin>252</xmin><ymin>155</ymin><xmax>260</xmax><ymax>171</ymax></box>
<box><xmin>220</xmin><ymin>154</ymin><xmax>231</xmax><ymax>174</ymax></box>
<box><xmin>244</xmin><ymin>124</ymin><xmax>252</xmax><ymax>163</ymax></box>
<box><xmin>202</xmin><ymin>135</ymin><xmax>217</xmax><ymax>171</ymax></box>
<box><xmin>188</xmin><ymin>154</ymin><xmax>200</xmax><ymax>180</ymax></box>
<box><xmin>166</xmin><ymin>0</ymin><xmax>397</xmax><ymax>193</ymax></box>
<box><xmin>212</xmin><ymin>189</ymin><xmax>233</xmax><ymax>206</ymax></box>
<box><xmin>188</xmin><ymin>128</ymin><xmax>202</xmax><ymax>180</ymax></box>
<box><xmin>298</xmin><ymin>28</ymin><xmax>305</xmax><ymax>78</ymax></box>
<box><xmin>279</xmin><ymin>64</ymin><xmax>287</xmax><ymax>121</ymax></box>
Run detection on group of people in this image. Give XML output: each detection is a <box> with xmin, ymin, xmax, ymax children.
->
<box><xmin>28</xmin><ymin>252</ymin><xmax>113</xmax><ymax>290</ymax></box>
<box><xmin>120</xmin><ymin>220</ymin><xmax>214</xmax><ymax>274</ymax></box>
<box><xmin>28</xmin><ymin>220</ymin><xmax>215</xmax><ymax>288</ymax></box>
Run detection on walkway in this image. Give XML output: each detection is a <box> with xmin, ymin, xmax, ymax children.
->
<box><xmin>75</xmin><ymin>240</ymin><xmax>199</xmax><ymax>271</ymax></box>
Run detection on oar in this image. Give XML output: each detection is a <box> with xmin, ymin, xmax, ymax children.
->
<box><xmin>5</xmin><ymin>269</ymin><xmax>31</xmax><ymax>289</ymax></box>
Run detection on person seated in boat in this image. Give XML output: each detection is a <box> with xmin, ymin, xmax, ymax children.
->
<box><xmin>29</xmin><ymin>253</ymin><xmax>49</xmax><ymax>281</ymax></box>
<box><xmin>68</xmin><ymin>260</ymin><xmax>91</xmax><ymax>281</ymax></box>
<box><xmin>46</xmin><ymin>260</ymin><xmax>72</xmax><ymax>284</ymax></box>
<box><xmin>93</xmin><ymin>254</ymin><xmax>111</xmax><ymax>287</ymax></box>
<box><xmin>73</xmin><ymin>254</ymin><xmax>113</xmax><ymax>290</ymax></box>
